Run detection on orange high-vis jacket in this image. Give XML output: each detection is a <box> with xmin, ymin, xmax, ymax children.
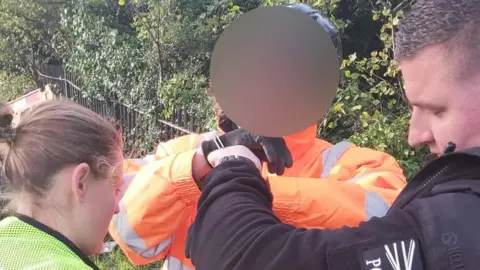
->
<box><xmin>109</xmin><ymin>125</ymin><xmax>407</xmax><ymax>270</ymax></box>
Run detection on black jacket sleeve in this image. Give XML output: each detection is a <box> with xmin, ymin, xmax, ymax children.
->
<box><xmin>185</xmin><ymin>159</ymin><xmax>425</xmax><ymax>270</ymax></box>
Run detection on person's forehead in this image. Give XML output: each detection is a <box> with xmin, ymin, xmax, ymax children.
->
<box><xmin>399</xmin><ymin>45</ymin><xmax>455</xmax><ymax>106</ymax></box>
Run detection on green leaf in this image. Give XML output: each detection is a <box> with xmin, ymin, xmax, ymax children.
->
<box><xmin>333</xmin><ymin>103</ymin><xmax>344</xmax><ymax>112</ymax></box>
<box><xmin>380</xmin><ymin>33</ymin><xmax>389</xmax><ymax>41</ymax></box>
<box><xmin>348</xmin><ymin>53</ymin><xmax>357</xmax><ymax>61</ymax></box>
<box><xmin>351</xmin><ymin>105</ymin><xmax>362</xmax><ymax>111</ymax></box>
<box><xmin>392</xmin><ymin>17</ymin><xmax>399</xmax><ymax>25</ymax></box>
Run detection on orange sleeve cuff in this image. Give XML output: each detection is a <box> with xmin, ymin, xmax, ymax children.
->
<box><xmin>170</xmin><ymin>150</ymin><xmax>201</xmax><ymax>206</ymax></box>
<box><xmin>269</xmin><ymin>177</ymin><xmax>299</xmax><ymax>225</ymax></box>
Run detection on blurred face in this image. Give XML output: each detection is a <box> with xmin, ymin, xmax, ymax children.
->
<box><xmin>70</xmin><ymin>149</ymin><xmax>124</xmax><ymax>255</ymax></box>
<box><xmin>400</xmin><ymin>44</ymin><xmax>480</xmax><ymax>156</ymax></box>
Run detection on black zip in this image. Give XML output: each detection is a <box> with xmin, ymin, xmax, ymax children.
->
<box><xmin>413</xmin><ymin>165</ymin><xmax>449</xmax><ymax>197</ymax></box>
<box><xmin>391</xmin><ymin>146</ymin><xmax>480</xmax><ymax>210</ymax></box>
<box><xmin>404</xmin><ymin>143</ymin><xmax>455</xmax><ymax>204</ymax></box>
<box><xmin>391</xmin><ymin>163</ymin><xmax>450</xmax><ymax>210</ymax></box>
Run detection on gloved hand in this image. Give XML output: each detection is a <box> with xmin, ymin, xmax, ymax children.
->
<box><xmin>201</xmin><ymin>128</ymin><xmax>293</xmax><ymax>175</ymax></box>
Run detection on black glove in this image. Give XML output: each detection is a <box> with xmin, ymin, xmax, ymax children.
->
<box><xmin>217</xmin><ymin>112</ymin><xmax>239</xmax><ymax>133</ymax></box>
<box><xmin>201</xmin><ymin>128</ymin><xmax>293</xmax><ymax>175</ymax></box>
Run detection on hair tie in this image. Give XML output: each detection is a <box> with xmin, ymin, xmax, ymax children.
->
<box><xmin>0</xmin><ymin>126</ymin><xmax>16</xmax><ymax>145</ymax></box>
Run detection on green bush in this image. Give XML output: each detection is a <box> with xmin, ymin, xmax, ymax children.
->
<box><xmin>0</xmin><ymin>71</ymin><xmax>34</xmax><ymax>101</ymax></box>
<box><xmin>91</xmin><ymin>249</ymin><xmax>162</xmax><ymax>270</ymax></box>
<box><xmin>318</xmin><ymin>5</ymin><xmax>428</xmax><ymax>177</ymax></box>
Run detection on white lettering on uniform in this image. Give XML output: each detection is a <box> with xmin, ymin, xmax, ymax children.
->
<box><xmin>365</xmin><ymin>257</ymin><xmax>382</xmax><ymax>270</ymax></box>
<box><xmin>384</xmin><ymin>239</ymin><xmax>416</xmax><ymax>270</ymax></box>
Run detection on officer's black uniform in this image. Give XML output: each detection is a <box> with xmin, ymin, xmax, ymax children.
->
<box><xmin>185</xmin><ymin>144</ymin><xmax>480</xmax><ymax>270</ymax></box>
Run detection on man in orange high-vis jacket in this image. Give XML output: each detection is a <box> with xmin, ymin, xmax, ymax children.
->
<box><xmin>111</xmin><ymin>123</ymin><xmax>406</xmax><ymax>269</ymax></box>
<box><xmin>109</xmin><ymin>4</ymin><xmax>407</xmax><ymax>270</ymax></box>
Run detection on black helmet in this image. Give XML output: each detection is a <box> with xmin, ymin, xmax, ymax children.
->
<box><xmin>285</xmin><ymin>3</ymin><xmax>343</xmax><ymax>62</ymax></box>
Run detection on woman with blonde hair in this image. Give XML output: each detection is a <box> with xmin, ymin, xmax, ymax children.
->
<box><xmin>0</xmin><ymin>100</ymin><xmax>124</xmax><ymax>269</ymax></box>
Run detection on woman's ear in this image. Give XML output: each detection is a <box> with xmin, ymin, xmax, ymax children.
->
<box><xmin>71</xmin><ymin>163</ymin><xmax>91</xmax><ymax>203</ymax></box>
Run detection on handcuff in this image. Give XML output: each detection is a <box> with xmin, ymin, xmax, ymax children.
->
<box><xmin>212</xmin><ymin>134</ymin><xmax>255</xmax><ymax>167</ymax></box>
<box><xmin>217</xmin><ymin>155</ymin><xmax>256</xmax><ymax>167</ymax></box>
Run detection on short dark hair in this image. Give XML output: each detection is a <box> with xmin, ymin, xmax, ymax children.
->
<box><xmin>395</xmin><ymin>0</ymin><xmax>480</xmax><ymax>71</ymax></box>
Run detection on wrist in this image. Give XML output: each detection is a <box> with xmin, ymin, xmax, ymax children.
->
<box><xmin>192</xmin><ymin>148</ymin><xmax>212</xmax><ymax>182</ymax></box>
<box><xmin>217</xmin><ymin>155</ymin><xmax>259</xmax><ymax>169</ymax></box>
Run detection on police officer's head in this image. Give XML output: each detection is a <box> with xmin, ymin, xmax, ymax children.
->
<box><xmin>396</xmin><ymin>0</ymin><xmax>480</xmax><ymax>155</ymax></box>
<box><xmin>209</xmin><ymin>3</ymin><xmax>343</xmax><ymax>134</ymax></box>
<box><xmin>0</xmin><ymin>100</ymin><xmax>123</xmax><ymax>255</ymax></box>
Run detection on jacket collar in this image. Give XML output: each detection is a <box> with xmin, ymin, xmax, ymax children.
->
<box><xmin>214</xmin><ymin>124</ymin><xmax>318</xmax><ymax>162</ymax></box>
<box><xmin>282</xmin><ymin>124</ymin><xmax>318</xmax><ymax>161</ymax></box>
<box><xmin>390</xmin><ymin>147</ymin><xmax>480</xmax><ymax>210</ymax></box>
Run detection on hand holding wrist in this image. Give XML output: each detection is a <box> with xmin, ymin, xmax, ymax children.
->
<box><xmin>207</xmin><ymin>145</ymin><xmax>261</xmax><ymax>171</ymax></box>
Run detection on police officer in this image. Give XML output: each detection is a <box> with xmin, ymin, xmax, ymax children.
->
<box><xmin>185</xmin><ymin>1</ymin><xmax>480</xmax><ymax>269</ymax></box>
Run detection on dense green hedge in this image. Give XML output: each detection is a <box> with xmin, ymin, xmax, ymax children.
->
<box><xmin>0</xmin><ymin>0</ymin><xmax>428</xmax><ymax>177</ymax></box>
<box><xmin>6</xmin><ymin>0</ymin><xmax>429</xmax><ymax>177</ymax></box>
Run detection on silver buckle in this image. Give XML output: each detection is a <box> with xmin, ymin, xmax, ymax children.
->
<box><xmin>213</xmin><ymin>135</ymin><xmax>225</xmax><ymax>149</ymax></box>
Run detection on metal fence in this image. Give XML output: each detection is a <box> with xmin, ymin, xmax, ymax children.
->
<box><xmin>36</xmin><ymin>65</ymin><xmax>205</xmax><ymax>155</ymax></box>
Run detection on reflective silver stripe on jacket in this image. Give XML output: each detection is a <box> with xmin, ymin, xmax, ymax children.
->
<box><xmin>321</xmin><ymin>141</ymin><xmax>391</xmax><ymax>219</ymax></box>
<box><xmin>111</xmin><ymin>200</ymin><xmax>174</xmax><ymax>258</ymax></box>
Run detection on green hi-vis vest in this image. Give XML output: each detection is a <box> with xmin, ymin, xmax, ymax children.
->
<box><xmin>0</xmin><ymin>215</ymin><xmax>99</xmax><ymax>270</ymax></box>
